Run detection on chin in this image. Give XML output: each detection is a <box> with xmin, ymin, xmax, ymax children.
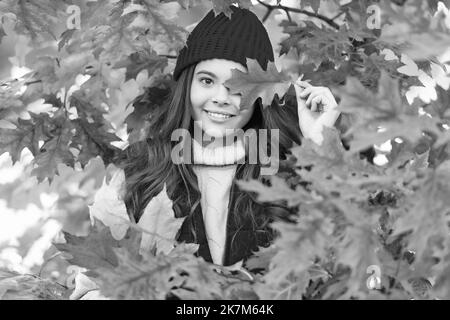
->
<box><xmin>203</xmin><ymin>127</ymin><xmax>227</xmax><ymax>138</ymax></box>
<box><xmin>200</xmin><ymin>116</ymin><xmax>232</xmax><ymax>137</ymax></box>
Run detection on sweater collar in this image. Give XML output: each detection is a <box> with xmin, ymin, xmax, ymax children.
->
<box><xmin>192</xmin><ymin>135</ymin><xmax>245</xmax><ymax>166</ymax></box>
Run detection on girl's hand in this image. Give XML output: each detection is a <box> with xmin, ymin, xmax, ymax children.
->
<box><xmin>293</xmin><ymin>78</ymin><xmax>341</xmax><ymax>145</ymax></box>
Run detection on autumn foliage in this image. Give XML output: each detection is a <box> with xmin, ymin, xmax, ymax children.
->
<box><xmin>1</xmin><ymin>0</ymin><xmax>450</xmax><ymax>300</ymax></box>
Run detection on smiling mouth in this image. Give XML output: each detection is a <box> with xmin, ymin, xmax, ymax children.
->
<box><xmin>204</xmin><ymin>110</ymin><xmax>236</xmax><ymax>119</ymax></box>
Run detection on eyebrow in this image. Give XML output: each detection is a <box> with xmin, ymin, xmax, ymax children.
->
<box><xmin>195</xmin><ymin>70</ymin><xmax>217</xmax><ymax>78</ymax></box>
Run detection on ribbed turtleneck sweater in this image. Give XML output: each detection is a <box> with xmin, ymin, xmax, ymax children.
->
<box><xmin>191</xmin><ymin>137</ymin><xmax>246</xmax><ymax>266</ymax></box>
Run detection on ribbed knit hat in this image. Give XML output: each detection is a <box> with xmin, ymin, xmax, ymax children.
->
<box><xmin>173</xmin><ymin>5</ymin><xmax>274</xmax><ymax>81</ymax></box>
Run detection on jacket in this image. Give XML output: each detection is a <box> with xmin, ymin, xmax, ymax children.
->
<box><xmin>175</xmin><ymin>161</ymin><xmax>297</xmax><ymax>267</ymax></box>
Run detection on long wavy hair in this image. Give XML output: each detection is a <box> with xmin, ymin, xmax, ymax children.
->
<box><xmin>116</xmin><ymin>62</ymin><xmax>302</xmax><ymax>244</ymax></box>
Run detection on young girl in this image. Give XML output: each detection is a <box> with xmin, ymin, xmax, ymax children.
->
<box><xmin>118</xmin><ymin>5</ymin><xmax>341</xmax><ymax>270</ymax></box>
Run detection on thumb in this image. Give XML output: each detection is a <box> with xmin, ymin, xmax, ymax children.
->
<box><xmin>293</xmin><ymin>83</ymin><xmax>308</xmax><ymax>112</ymax></box>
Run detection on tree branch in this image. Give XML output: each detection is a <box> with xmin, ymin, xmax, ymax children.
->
<box><xmin>158</xmin><ymin>54</ymin><xmax>177</xmax><ymax>59</ymax></box>
<box><xmin>256</xmin><ymin>0</ymin><xmax>340</xmax><ymax>29</ymax></box>
<box><xmin>331</xmin><ymin>10</ymin><xmax>345</xmax><ymax>21</ymax></box>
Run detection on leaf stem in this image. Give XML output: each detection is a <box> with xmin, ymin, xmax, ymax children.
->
<box><xmin>256</xmin><ymin>0</ymin><xmax>340</xmax><ymax>29</ymax></box>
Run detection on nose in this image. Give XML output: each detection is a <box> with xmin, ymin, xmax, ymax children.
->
<box><xmin>212</xmin><ymin>84</ymin><xmax>231</xmax><ymax>106</ymax></box>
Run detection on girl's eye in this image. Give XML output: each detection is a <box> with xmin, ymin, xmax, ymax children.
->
<box><xmin>200</xmin><ymin>78</ymin><xmax>213</xmax><ymax>85</ymax></box>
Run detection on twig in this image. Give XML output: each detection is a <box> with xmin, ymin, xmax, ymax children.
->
<box><xmin>158</xmin><ymin>54</ymin><xmax>177</xmax><ymax>59</ymax></box>
<box><xmin>283</xmin><ymin>8</ymin><xmax>292</xmax><ymax>23</ymax></box>
<box><xmin>331</xmin><ymin>10</ymin><xmax>345</xmax><ymax>21</ymax></box>
<box><xmin>24</xmin><ymin>80</ymin><xmax>42</xmax><ymax>86</ymax></box>
<box><xmin>256</xmin><ymin>0</ymin><xmax>340</xmax><ymax>29</ymax></box>
<box><xmin>262</xmin><ymin>5</ymin><xmax>274</xmax><ymax>22</ymax></box>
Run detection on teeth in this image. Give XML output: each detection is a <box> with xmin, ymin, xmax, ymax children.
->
<box><xmin>206</xmin><ymin>111</ymin><xmax>232</xmax><ymax>119</ymax></box>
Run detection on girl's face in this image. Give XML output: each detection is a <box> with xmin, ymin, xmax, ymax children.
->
<box><xmin>190</xmin><ymin>59</ymin><xmax>255</xmax><ymax>138</ymax></box>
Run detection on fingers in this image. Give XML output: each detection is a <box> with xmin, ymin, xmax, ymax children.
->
<box><xmin>294</xmin><ymin>80</ymin><xmax>337</xmax><ymax>114</ymax></box>
<box><xmin>293</xmin><ymin>83</ymin><xmax>307</xmax><ymax>110</ymax></box>
<box><xmin>305</xmin><ymin>89</ymin><xmax>321</xmax><ymax>105</ymax></box>
<box><xmin>306</xmin><ymin>91</ymin><xmax>324</xmax><ymax>106</ymax></box>
<box><xmin>296</xmin><ymin>79</ymin><xmax>312</xmax><ymax>88</ymax></box>
<box><xmin>293</xmin><ymin>82</ymin><xmax>302</xmax><ymax>97</ymax></box>
<box><xmin>299</xmin><ymin>87</ymin><xmax>314</xmax><ymax>99</ymax></box>
<box><xmin>303</xmin><ymin>88</ymin><xmax>334</xmax><ymax>109</ymax></box>
<box><xmin>310</xmin><ymin>96</ymin><xmax>323</xmax><ymax>112</ymax></box>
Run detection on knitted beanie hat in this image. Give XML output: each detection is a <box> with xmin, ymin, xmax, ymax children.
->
<box><xmin>173</xmin><ymin>5</ymin><xmax>275</xmax><ymax>81</ymax></box>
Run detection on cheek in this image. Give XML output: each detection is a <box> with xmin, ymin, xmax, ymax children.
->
<box><xmin>190</xmin><ymin>82</ymin><xmax>205</xmax><ymax>118</ymax></box>
<box><xmin>190</xmin><ymin>83</ymin><xmax>211</xmax><ymax>108</ymax></box>
<box><xmin>236</xmin><ymin>106</ymin><xmax>255</xmax><ymax>128</ymax></box>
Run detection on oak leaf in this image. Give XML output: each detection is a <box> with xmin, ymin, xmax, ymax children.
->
<box><xmin>224</xmin><ymin>58</ymin><xmax>292</xmax><ymax>110</ymax></box>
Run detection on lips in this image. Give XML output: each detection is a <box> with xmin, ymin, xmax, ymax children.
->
<box><xmin>204</xmin><ymin>109</ymin><xmax>236</xmax><ymax>117</ymax></box>
<box><xmin>203</xmin><ymin>110</ymin><xmax>236</xmax><ymax>122</ymax></box>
